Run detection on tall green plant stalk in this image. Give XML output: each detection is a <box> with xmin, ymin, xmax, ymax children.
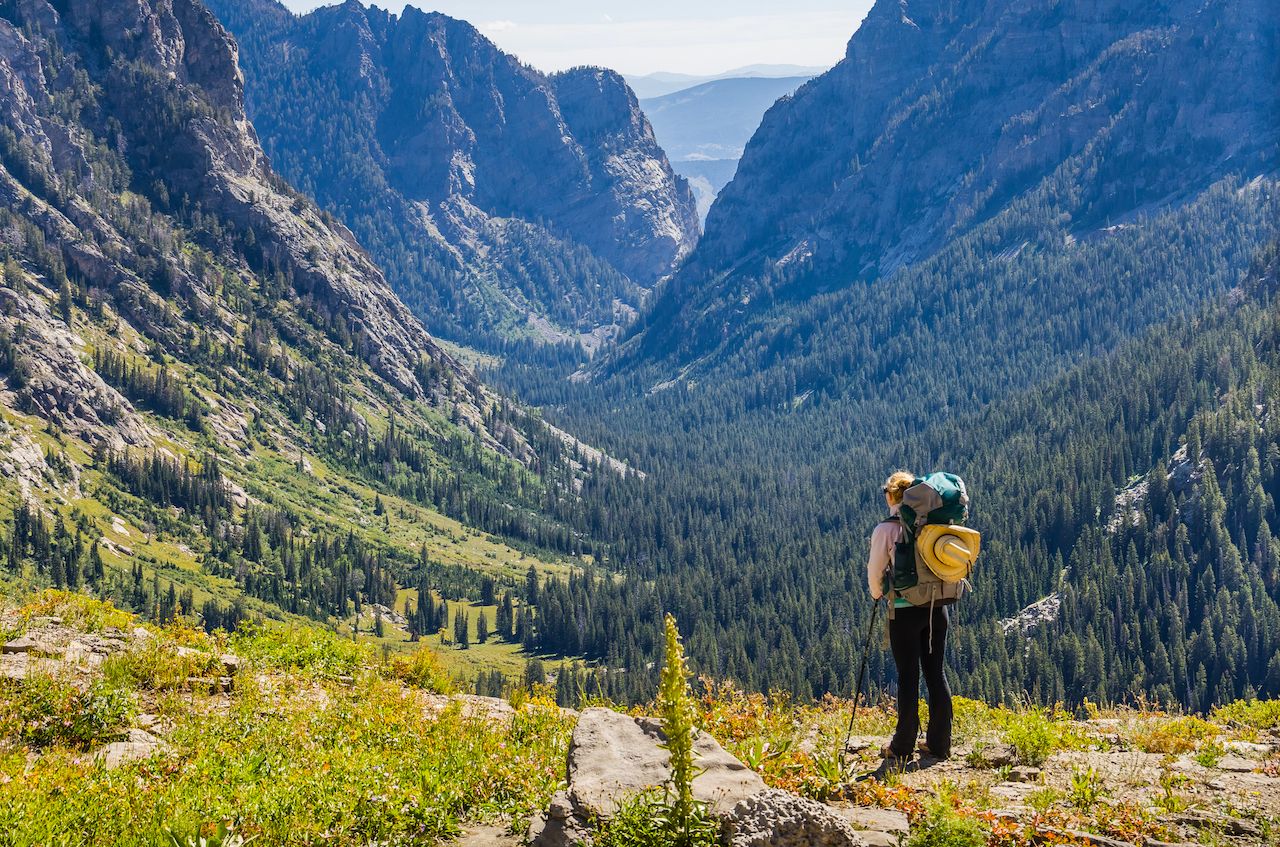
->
<box><xmin>657</xmin><ymin>613</ymin><xmax>700</xmax><ymax>845</ymax></box>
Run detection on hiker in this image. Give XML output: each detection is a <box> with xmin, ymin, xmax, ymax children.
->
<box><xmin>868</xmin><ymin>471</ymin><xmax>954</xmax><ymax>760</ymax></box>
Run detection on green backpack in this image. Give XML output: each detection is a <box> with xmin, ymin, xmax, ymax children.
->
<box><xmin>891</xmin><ymin>472</ymin><xmax>976</xmax><ymax>607</ymax></box>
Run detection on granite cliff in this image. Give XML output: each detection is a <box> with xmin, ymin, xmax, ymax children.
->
<box><xmin>205</xmin><ymin>0</ymin><xmax>700</xmax><ymax>355</ymax></box>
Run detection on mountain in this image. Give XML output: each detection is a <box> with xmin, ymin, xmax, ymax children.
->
<box><xmin>621</xmin><ymin>0</ymin><xmax>1279</xmax><ymax>372</ymax></box>
<box><xmin>641</xmin><ymin>76</ymin><xmax>814</xmax><ymax>162</ymax></box>
<box><xmin>0</xmin><ymin>0</ymin><xmax>616</xmax><ymax>647</ymax></box>
<box><xmin>625</xmin><ymin>64</ymin><xmax>830</xmax><ymax>99</ymax></box>
<box><xmin>640</xmin><ymin>75</ymin><xmax>814</xmax><ymax>220</ymax></box>
<box><xmin>204</xmin><ymin>0</ymin><xmax>700</xmax><ymax>357</ymax></box>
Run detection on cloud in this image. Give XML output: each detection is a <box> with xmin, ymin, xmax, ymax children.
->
<box><xmin>481</xmin><ymin>19</ymin><xmax>518</xmax><ymax>32</ymax></box>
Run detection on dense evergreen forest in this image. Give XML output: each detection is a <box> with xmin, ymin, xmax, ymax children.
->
<box><xmin>492</xmin><ymin>242</ymin><xmax>1280</xmax><ymax>711</ymax></box>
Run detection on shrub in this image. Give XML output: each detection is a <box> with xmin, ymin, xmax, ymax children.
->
<box><xmin>950</xmin><ymin>697</ymin><xmax>994</xmax><ymax>743</ymax></box>
<box><xmin>161</xmin><ymin>822</ymin><xmax>250</xmax><ymax>847</ymax></box>
<box><xmin>18</xmin><ymin>590</ymin><xmax>133</xmax><ymax>632</ymax></box>
<box><xmin>1000</xmin><ymin>708</ymin><xmax>1059</xmax><ymax>766</ymax></box>
<box><xmin>103</xmin><ymin>638</ymin><xmax>224</xmax><ymax>691</ymax></box>
<box><xmin>386</xmin><ymin>647</ymin><xmax>452</xmax><ymax>694</ymax></box>
<box><xmin>1193</xmin><ymin>740</ymin><xmax>1225</xmax><ymax>768</ymax></box>
<box><xmin>0</xmin><ymin>673</ymin><xmax>133</xmax><ymax>749</ymax></box>
<box><xmin>597</xmin><ymin>790</ymin><xmax>673</xmax><ymax>847</ymax></box>
<box><xmin>1068</xmin><ymin>766</ymin><xmax>1109</xmax><ymax>811</ymax></box>
<box><xmin>1211</xmin><ymin>699</ymin><xmax>1280</xmax><ymax>730</ymax></box>
<box><xmin>1131</xmin><ymin>716</ymin><xmax>1217</xmax><ymax>755</ymax></box>
<box><xmin>907</xmin><ymin>796</ymin><xmax>989</xmax><ymax>847</ymax></box>
<box><xmin>230</xmin><ymin>623</ymin><xmax>367</xmax><ymax>678</ymax></box>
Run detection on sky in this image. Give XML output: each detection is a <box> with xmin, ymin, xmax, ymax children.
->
<box><xmin>277</xmin><ymin>1</ymin><xmax>875</xmax><ymax>76</ymax></box>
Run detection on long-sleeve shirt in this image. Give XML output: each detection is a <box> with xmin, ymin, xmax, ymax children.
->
<box><xmin>867</xmin><ymin>505</ymin><xmax>902</xmax><ymax>601</ymax></box>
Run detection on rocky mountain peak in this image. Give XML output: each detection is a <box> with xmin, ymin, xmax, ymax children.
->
<box><xmin>205</xmin><ymin>0</ymin><xmax>699</xmax><ymax>352</ymax></box>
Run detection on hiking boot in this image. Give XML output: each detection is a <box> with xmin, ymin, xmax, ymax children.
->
<box><xmin>917</xmin><ymin>741</ymin><xmax>950</xmax><ymax>760</ymax></box>
<box><xmin>880</xmin><ymin>743</ymin><xmax>913</xmax><ymax>760</ymax></box>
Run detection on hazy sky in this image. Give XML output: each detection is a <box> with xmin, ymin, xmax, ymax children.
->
<box><xmin>277</xmin><ymin>1</ymin><xmax>875</xmax><ymax>76</ymax></box>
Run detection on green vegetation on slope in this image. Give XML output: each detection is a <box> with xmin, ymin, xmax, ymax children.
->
<box><xmin>2</xmin><ymin>594</ymin><xmax>1277</xmax><ymax>846</ymax></box>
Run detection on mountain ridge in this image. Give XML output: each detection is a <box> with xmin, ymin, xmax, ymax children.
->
<box><xmin>205</xmin><ymin>0</ymin><xmax>700</xmax><ymax>355</ymax></box>
<box><xmin>620</xmin><ymin>0</ymin><xmax>1279</xmax><ymax>371</ymax></box>
<box><xmin>0</xmin><ymin>0</ymin><xmax>623</xmax><ymax>656</ymax></box>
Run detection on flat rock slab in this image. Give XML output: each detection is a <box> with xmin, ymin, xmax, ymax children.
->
<box><xmin>94</xmin><ymin>730</ymin><xmax>164</xmax><ymax>769</ymax></box>
<box><xmin>829</xmin><ymin>804</ymin><xmax>910</xmax><ymax>835</ymax></box>
<box><xmin>454</xmin><ymin>824</ymin><xmax>521</xmax><ymax>847</ymax></box>
<box><xmin>423</xmin><ymin>694</ymin><xmax>515</xmax><ymax>722</ymax></box>
<box><xmin>567</xmin><ymin>707</ymin><xmax>765</xmax><ymax>818</ymax></box>
<box><xmin>3</xmin><ymin>636</ymin><xmax>60</xmax><ymax>657</ymax></box>
<box><xmin>1214</xmin><ymin>754</ymin><xmax>1259</xmax><ymax>773</ymax></box>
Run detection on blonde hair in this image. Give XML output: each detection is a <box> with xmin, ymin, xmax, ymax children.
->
<box><xmin>883</xmin><ymin>471</ymin><xmax>915</xmax><ymax>506</ymax></box>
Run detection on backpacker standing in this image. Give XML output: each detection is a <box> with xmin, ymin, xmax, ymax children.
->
<box><xmin>867</xmin><ymin>471</ymin><xmax>954</xmax><ymax>760</ymax></box>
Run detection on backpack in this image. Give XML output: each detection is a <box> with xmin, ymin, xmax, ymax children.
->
<box><xmin>890</xmin><ymin>472</ymin><xmax>980</xmax><ymax>608</ymax></box>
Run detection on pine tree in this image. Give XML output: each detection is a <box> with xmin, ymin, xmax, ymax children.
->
<box><xmin>525</xmin><ymin>565</ymin><xmax>539</xmax><ymax>606</ymax></box>
<box><xmin>454</xmin><ymin>607</ymin><xmax>469</xmax><ymax>648</ymax></box>
<box><xmin>58</xmin><ymin>278</ymin><xmax>73</xmax><ymax>325</ymax></box>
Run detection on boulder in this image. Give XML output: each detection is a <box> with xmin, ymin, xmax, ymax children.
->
<box><xmin>1007</xmin><ymin>766</ymin><xmax>1042</xmax><ymax>783</ymax></box>
<box><xmin>526</xmin><ymin>808</ymin><xmax>594</xmax><ymax>847</ymax></box>
<box><xmin>0</xmin><ymin>654</ymin><xmax>28</xmax><ymax>680</ymax></box>
<box><xmin>723</xmin><ymin>790</ymin><xmax>867</xmax><ymax>847</ymax></box>
<box><xmin>3</xmin><ymin>635</ymin><xmax>60</xmax><ymax>657</ymax></box>
<box><xmin>972</xmin><ymin>744</ymin><xmax>1017</xmax><ymax>768</ymax></box>
<box><xmin>95</xmin><ymin>729</ymin><xmax>164</xmax><ymax>769</ymax></box>
<box><xmin>567</xmin><ymin>708</ymin><xmax>765</xmax><ymax>818</ymax></box>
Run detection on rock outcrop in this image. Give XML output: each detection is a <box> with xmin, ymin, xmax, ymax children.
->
<box><xmin>566</xmin><ymin>708</ymin><xmax>765</xmax><ymax>817</ymax></box>
<box><xmin>528</xmin><ymin>707</ymin><xmax>902</xmax><ymax>847</ymax></box>
<box><xmin>205</xmin><ymin>0</ymin><xmax>700</xmax><ymax>351</ymax></box>
<box><xmin>0</xmin><ymin>283</ymin><xmax>149</xmax><ymax>450</ymax></box>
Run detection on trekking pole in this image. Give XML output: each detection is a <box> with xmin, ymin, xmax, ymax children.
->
<box><xmin>843</xmin><ymin>598</ymin><xmax>882</xmax><ymax>755</ymax></box>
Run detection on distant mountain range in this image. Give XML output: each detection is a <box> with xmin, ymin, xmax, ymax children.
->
<box><xmin>206</xmin><ymin>0</ymin><xmax>700</xmax><ymax>357</ymax></box>
<box><xmin>625</xmin><ymin>64</ymin><xmax>829</xmax><ymax>99</ymax></box>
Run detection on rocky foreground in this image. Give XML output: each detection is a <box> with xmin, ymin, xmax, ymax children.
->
<box><xmin>1</xmin><ymin>593</ymin><xmax>1278</xmax><ymax>847</ymax></box>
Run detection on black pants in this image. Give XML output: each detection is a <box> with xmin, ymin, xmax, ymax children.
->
<box><xmin>888</xmin><ymin>605</ymin><xmax>952</xmax><ymax>757</ymax></box>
